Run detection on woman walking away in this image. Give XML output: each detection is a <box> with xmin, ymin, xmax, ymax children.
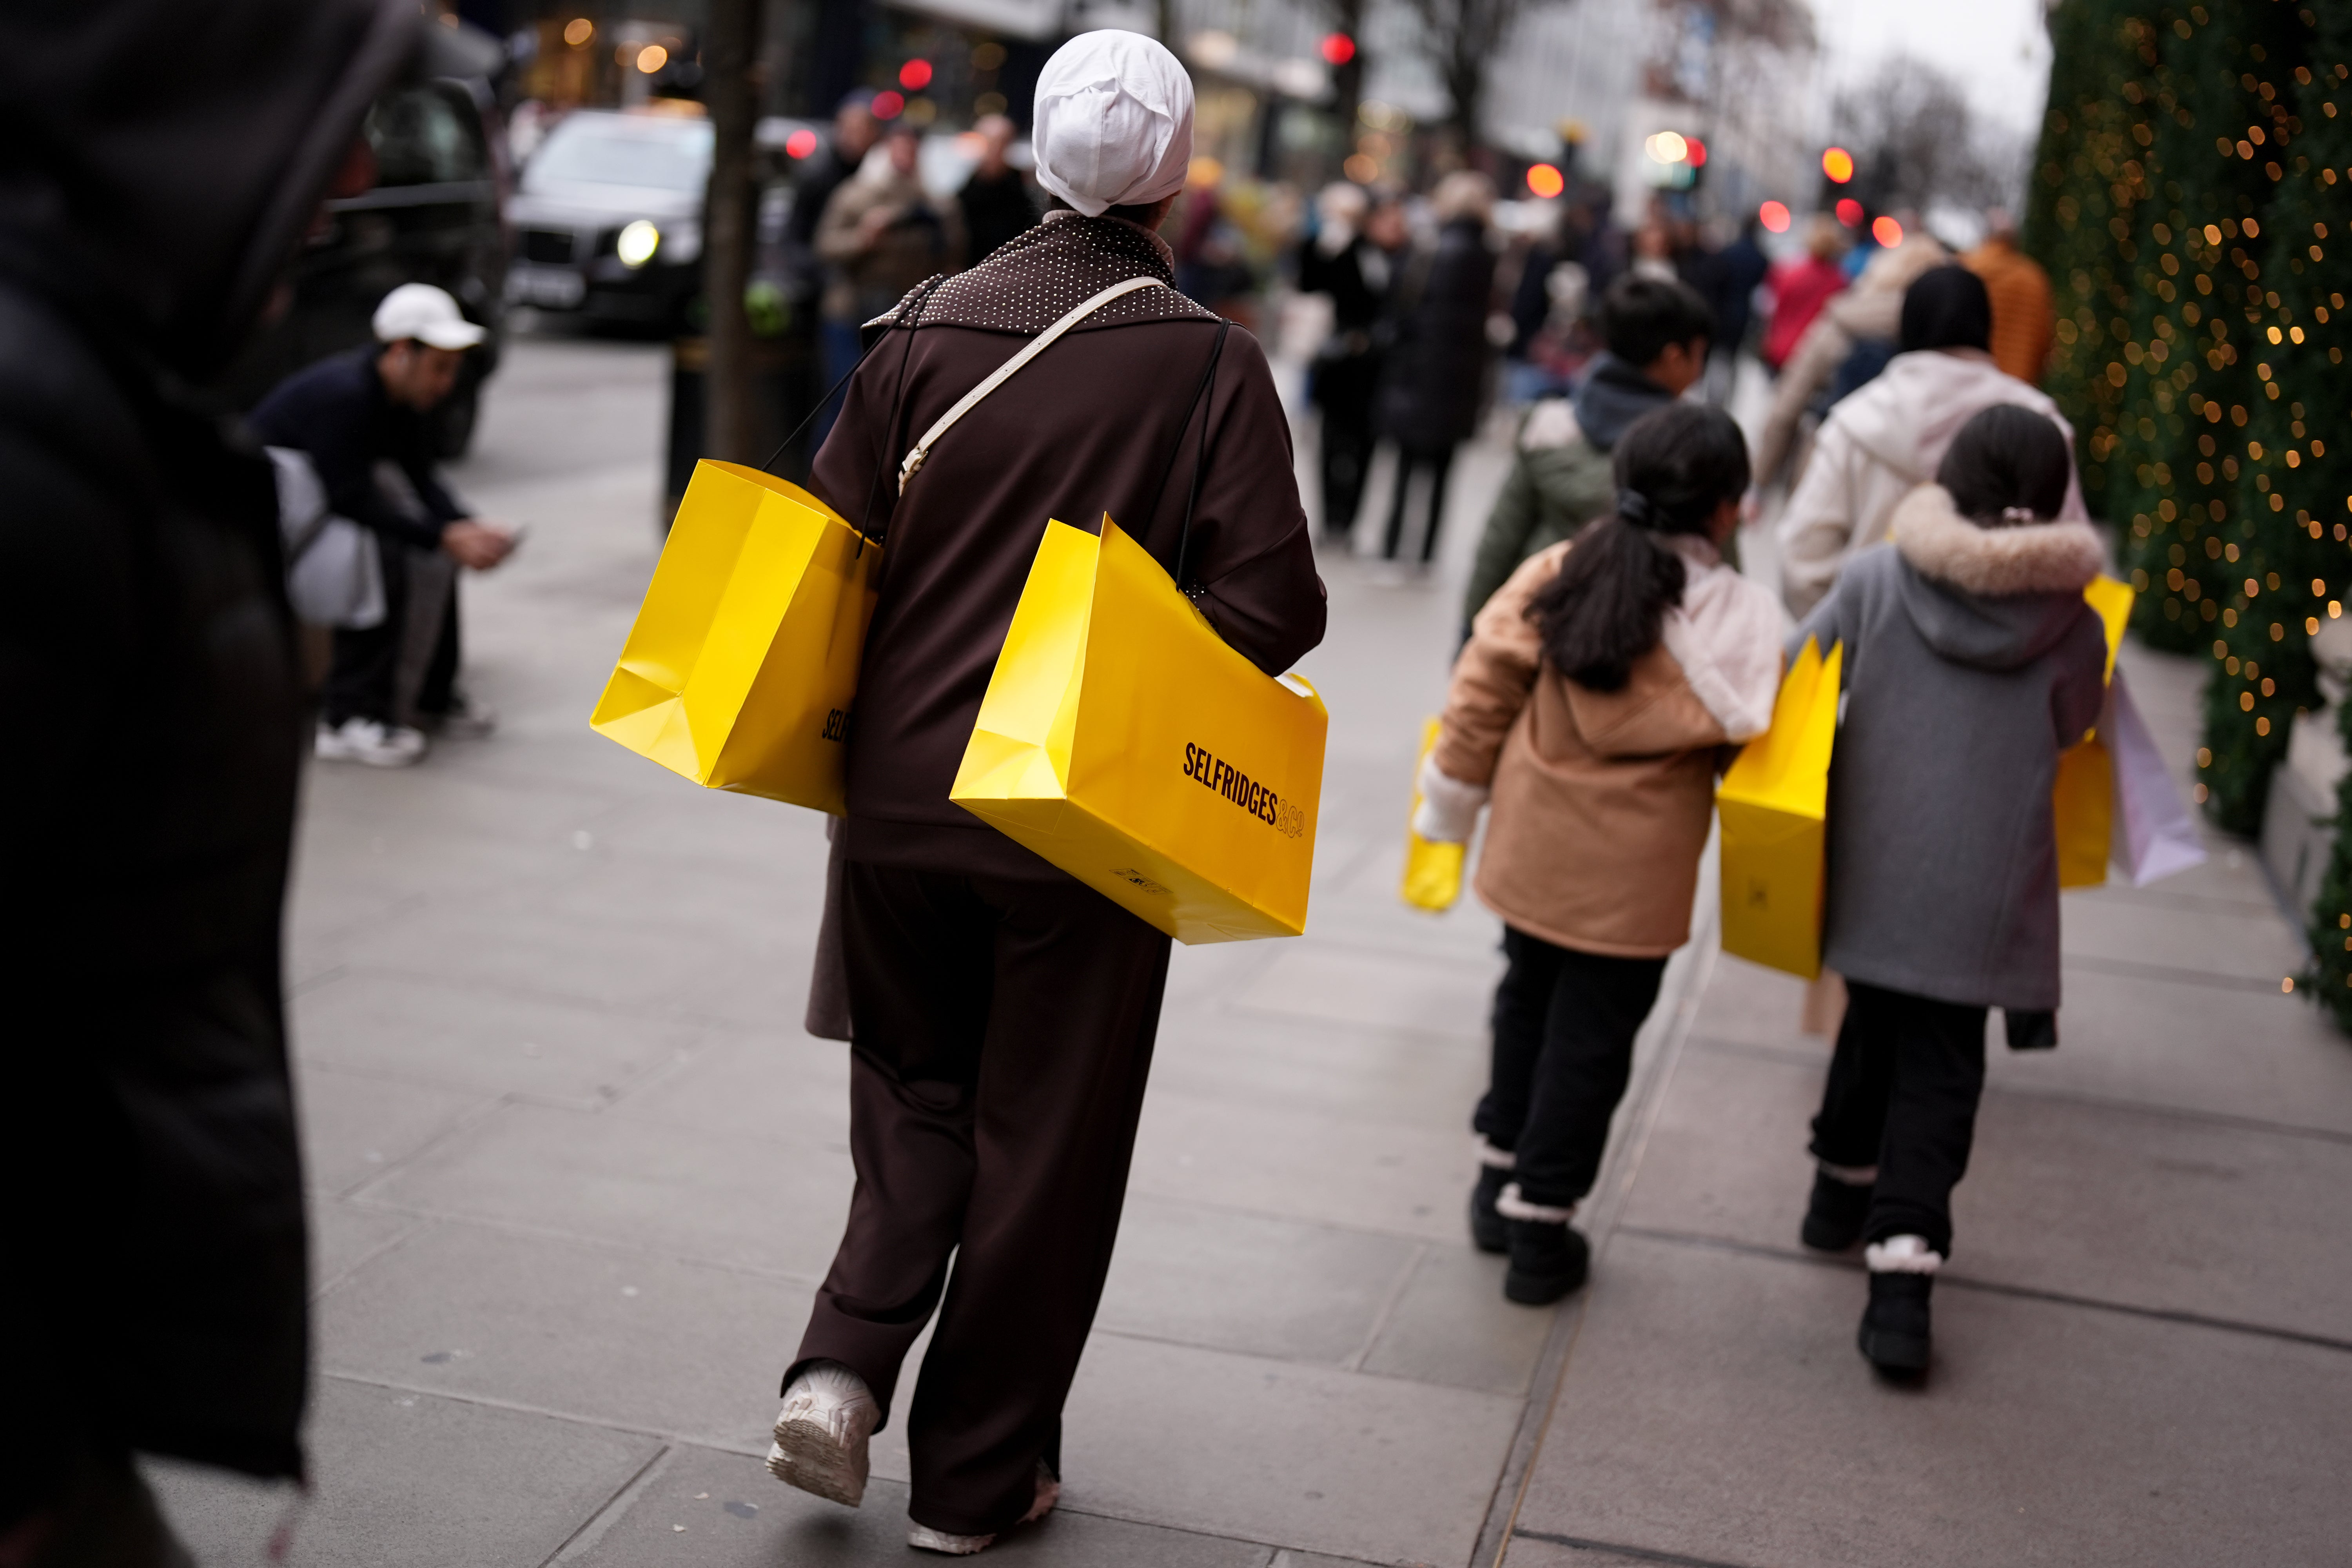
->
<box><xmin>1790</xmin><ymin>404</ymin><xmax>2106</xmax><ymax>1377</ymax></box>
<box><xmin>766</xmin><ymin>30</ymin><xmax>1326</xmax><ymax>1555</ymax></box>
<box><xmin>1414</xmin><ymin>405</ymin><xmax>1783</xmax><ymax>1304</ymax></box>
<box><xmin>1376</xmin><ymin>171</ymin><xmax>1497</xmax><ymax>568</ymax></box>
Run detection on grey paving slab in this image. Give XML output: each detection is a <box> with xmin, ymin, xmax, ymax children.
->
<box><xmin>311</xmin><ymin>1196</ymin><xmax>423</xmax><ymax>1296</ymax></box>
<box><xmin>1687</xmin><ymin>953</ymin><xmax>1822</xmax><ymax>1052</ymax></box>
<box><xmin>292</xmin><ymin>969</ymin><xmax>703</xmax><ymax>1108</ymax></box>
<box><xmin>563</xmin><ymin>1445</ymin><xmax>1276</xmax><ymax>1568</ymax></box>
<box><xmin>1359</xmin><ymin>1243</ymin><xmax>1554</xmax><ymax>1397</ymax></box>
<box><xmin>318</xmin><ymin>1216</ymin><xmax>808</xmax><ymax>1451</ymax></box>
<box><xmin>352</xmin><ymin>853</ymin><xmax>815</xmax><ymax>1020</ymax></box>
<box><xmin>1058</xmin><ymin>1331</ymin><xmax>1521</xmax><ymax>1566</ymax></box>
<box><xmin>1624</xmin><ymin>1038</ymin><xmax>2352</xmax><ymax>1342</ymax></box>
<box><xmin>1146</xmin><ymin>1003</ymin><xmax>1492</xmax><ymax>1136</ymax></box>
<box><xmin>2013</xmin><ymin>962</ymin><xmax>2352</xmax><ymax>1134</ymax></box>
<box><xmin>296</xmin><ymin>1062</ymin><xmax>489</xmax><ymax>1196</ymax></box>
<box><xmin>1097</xmin><ymin>1194</ymin><xmax>1420</xmax><ymax>1366</ymax></box>
<box><xmin>145</xmin><ymin>1376</ymin><xmax>659</xmax><ymax>1568</ymax></box>
<box><xmin>1127</xmin><ymin>1083</ymin><xmax>1483</xmax><ymax>1244</ymax></box>
<box><xmin>2057</xmin><ymin>887</ymin><xmax>2303</xmax><ymax>982</ymax></box>
<box><xmin>1512</xmin><ymin>1233</ymin><xmax>2352</xmax><ymax>1568</ymax></box>
<box><xmin>358</xmin><ymin>1100</ymin><xmax>852</xmax><ymax>1278</ymax></box>
<box><xmin>613</xmin><ymin>1028</ymin><xmax>852</xmax><ymax>1140</ymax></box>
<box><xmin>1234</xmin><ymin>941</ymin><xmax>1503</xmax><ymax>1041</ymax></box>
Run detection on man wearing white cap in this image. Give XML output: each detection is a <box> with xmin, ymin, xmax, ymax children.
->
<box><xmin>250</xmin><ymin>281</ymin><xmax>514</xmax><ymax>765</ymax></box>
<box><xmin>764</xmin><ymin>30</ymin><xmax>1326</xmax><ymax>1555</ymax></box>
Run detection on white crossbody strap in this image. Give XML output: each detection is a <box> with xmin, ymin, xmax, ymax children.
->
<box><xmin>897</xmin><ymin>274</ymin><xmax>1166</xmax><ymax>494</ymax></box>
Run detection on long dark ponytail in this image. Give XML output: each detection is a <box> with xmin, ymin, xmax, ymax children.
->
<box><xmin>1528</xmin><ymin>402</ymin><xmax>1751</xmax><ymax>690</ymax></box>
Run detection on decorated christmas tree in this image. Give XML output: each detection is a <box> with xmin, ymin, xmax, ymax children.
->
<box><xmin>2028</xmin><ymin>2</ymin><xmax>2352</xmax><ymax>1025</ymax></box>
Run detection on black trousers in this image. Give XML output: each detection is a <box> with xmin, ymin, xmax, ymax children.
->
<box><xmin>1473</xmin><ymin>926</ymin><xmax>1667</xmax><ymax>1210</ymax></box>
<box><xmin>1808</xmin><ymin>980</ymin><xmax>1989</xmax><ymax>1256</ymax></box>
<box><xmin>1381</xmin><ymin>442</ymin><xmax>1457</xmax><ymax>563</ymax></box>
<box><xmin>1314</xmin><ymin>356</ymin><xmax>1378</xmax><ymax>541</ymax></box>
<box><xmin>792</xmin><ymin>863</ymin><xmax>1171</xmax><ymax>1537</ymax></box>
<box><xmin>321</xmin><ymin>537</ymin><xmax>457</xmax><ymax>727</ymax></box>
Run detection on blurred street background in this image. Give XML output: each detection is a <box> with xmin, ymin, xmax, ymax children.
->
<box><xmin>149</xmin><ymin>0</ymin><xmax>2352</xmax><ymax>1562</ymax></box>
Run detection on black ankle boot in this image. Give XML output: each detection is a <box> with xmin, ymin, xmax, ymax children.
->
<box><xmin>1503</xmin><ymin>1220</ymin><xmax>1589</xmax><ymax>1305</ymax></box>
<box><xmin>1857</xmin><ymin>1272</ymin><xmax>1933</xmax><ymax>1374</ymax></box>
<box><xmin>1469</xmin><ymin>1165</ymin><xmax>1510</xmax><ymax>1254</ymax></box>
<box><xmin>1800</xmin><ymin>1170</ymin><xmax>1872</xmax><ymax>1252</ymax></box>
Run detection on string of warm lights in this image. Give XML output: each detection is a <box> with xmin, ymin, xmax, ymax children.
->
<box><xmin>2029</xmin><ymin>1</ymin><xmax>2352</xmax><ymax>1022</ymax></box>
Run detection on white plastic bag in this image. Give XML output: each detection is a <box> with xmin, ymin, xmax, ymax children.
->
<box><xmin>267</xmin><ymin>446</ymin><xmax>385</xmax><ymax>629</ymax></box>
<box><xmin>2107</xmin><ymin>666</ymin><xmax>2207</xmax><ymax>887</ymax></box>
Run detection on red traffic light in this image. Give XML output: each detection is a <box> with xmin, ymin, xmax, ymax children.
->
<box><xmin>1684</xmin><ymin>137</ymin><xmax>1707</xmax><ymax>169</ymax></box>
<box><xmin>898</xmin><ymin>58</ymin><xmax>933</xmax><ymax>90</ymax></box>
<box><xmin>1835</xmin><ymin>197</ymin><xmax>1863</xmax><ymax>227</ymax></box>
<box><xmin>1319</xmin><ymin>32</ymin><xmax>1356</xmax><ymax>65</ymax></box>
<box><xmin>784</xmin><ymin>127</ymin><xmax>818</xmax><ymax>159</ymax></box>
<box><xmin>1758</xmin><ymin>200</ymin><xmax>1791</xmax><ymax>233</ymax></box>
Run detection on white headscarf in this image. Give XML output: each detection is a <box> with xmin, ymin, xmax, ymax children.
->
<box><xmin>1031</xmin><ymin>31</ymin><xmax>1194</xmax><ymax>218</ymax></box>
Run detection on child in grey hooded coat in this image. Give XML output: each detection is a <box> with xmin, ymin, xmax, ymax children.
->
<box><xmin>1787</xmin><ymin>404</ymin><xmax>2109</xmax><ymax>1377</ymax></box>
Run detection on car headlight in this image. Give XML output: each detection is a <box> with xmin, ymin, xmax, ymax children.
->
<box><xmin>616</xmin><ymin>219</ymin><xmax>661</xmax><ymax>268</ymax></box>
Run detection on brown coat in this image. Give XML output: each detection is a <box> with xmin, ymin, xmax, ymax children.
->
<box><xmin>1434</xmin><ymin>543</ymin><xmax>1738</xmax><ymax>957</ymax></box>
<box><xmin>812</xmin><ymin>213</ymin><xmax>1327</xmax><ymax>880</ymax></box>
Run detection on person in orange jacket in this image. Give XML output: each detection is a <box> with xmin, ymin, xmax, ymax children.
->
<box><xmin>1962</xmin><ymin>209</ymin><xmax>2056</xmax><ymax>385</ymax></box>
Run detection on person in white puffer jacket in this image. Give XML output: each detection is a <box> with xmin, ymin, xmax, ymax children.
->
<box><xmin>1776</xmin><ymin>265</ymin><xmax>2087</xmax><ymax>617</ymax></box>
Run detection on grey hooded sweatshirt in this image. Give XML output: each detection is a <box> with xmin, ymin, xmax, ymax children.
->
<box><xmin>1791</xmin><ymin>485</ymin><xmax>2109</xmax><ymax>1011</ymax></box>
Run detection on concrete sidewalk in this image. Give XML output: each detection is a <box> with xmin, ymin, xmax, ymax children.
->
<box><xmin>151</xmin><ymin>336</ymin><xmax>2351</xmax><ymax>1566</ymax></box>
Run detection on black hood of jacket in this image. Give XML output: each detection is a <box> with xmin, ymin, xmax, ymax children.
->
<box><xmin>0</xmin><ymin>0</ymin><xmax>420</xmax><ymax>383</ymax></box>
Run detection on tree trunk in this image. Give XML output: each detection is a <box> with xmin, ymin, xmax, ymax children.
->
<box><xmin>704</xmin><ymin>0</ymin><xmax>762</xmax><ymax>463</ymax></box>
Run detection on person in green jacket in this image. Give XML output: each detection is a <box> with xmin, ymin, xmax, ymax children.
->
<box><xmin>1463</xmin><ymin>276</ymin><xmax>1714</xmax><ymax>626</ymax></box>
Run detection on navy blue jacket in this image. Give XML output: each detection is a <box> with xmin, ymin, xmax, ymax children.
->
<box><xmin>249</xmin><ymin>345</ymin><xmax>465</xmax><ymax>551</ymax></box>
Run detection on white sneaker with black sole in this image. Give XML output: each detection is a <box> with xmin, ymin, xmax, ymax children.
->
<box><xmin>314</xmin><ymin>717</ymin><xmax>427</xmax><ymax>767</ymax></box>
<box><xmin>767</xmin><ymin>1361</ymin><xmax>878</xmax><ymax>1507</ymax></box>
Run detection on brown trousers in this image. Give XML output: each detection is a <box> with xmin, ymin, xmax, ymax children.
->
<box><xmin>789</xmin><ymin>862</ymin><xmax>1170</xmax><ymax>1536</ymax></box>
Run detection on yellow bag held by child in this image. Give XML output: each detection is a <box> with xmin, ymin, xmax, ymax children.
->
<box><xmin>1718</xmin><ymin>636</ymin><xmax>1842</xmax><ymax>978</ymax></box>
<box><xmin>2052</xmin><ymin>573</ymin><xmax>2136</xmax><ymax>887</ymax></box>
<box><xmin>589</xmin><ymin>461</ymin><xmax>878</xmax><ymax>813</ymax></box>
<box><xmin>1400</xmin><ymin>717</ymin><xmax>1464</xmax><ymax>912</ymax></box>
<box><xmin>949</xmin><ymin>515</ymin><xmax>1328</xmax><ymax>944</ymax></box>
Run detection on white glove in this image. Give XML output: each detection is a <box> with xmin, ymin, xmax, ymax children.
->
<box><xmin>1411</xmin><ymin>753</ymin><xmax>1490</xmax><ymax>844</ymax></box>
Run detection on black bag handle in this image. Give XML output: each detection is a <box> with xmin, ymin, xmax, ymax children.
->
<box><xmin>1147</xmin><ymin>317</ymin><xmax>1231</xmax><ymax>596</ymax></box>
<box><xmin>753</xmin><ymin>276</ymin><xmax>945</xmax><ymax>552</ymax></box>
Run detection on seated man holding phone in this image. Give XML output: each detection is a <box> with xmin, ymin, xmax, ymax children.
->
<box><xmin>250</xmin><ymin>282</ymin><xmax>515</xmax><ymax>766</ymax></box>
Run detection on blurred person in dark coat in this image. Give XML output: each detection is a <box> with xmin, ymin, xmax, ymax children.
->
<box><xmin>0</xmin><ymin>1</ymin><xmax>419</xmax><ymax>1561</ymax></box>
<box><xmin>1376</xmin><ymin>171</ymin><xmax>1497</xmax><ymax>566</ymax></box>
<box><xmin>1297</xmin><ymin>184</ymin><xmax>1403</xmax><ymax>542</ymax></box>
<box><xmin>957</xmin><ymin>113</ymin><xmax>1040</xmax><ymax>265</ymax></box>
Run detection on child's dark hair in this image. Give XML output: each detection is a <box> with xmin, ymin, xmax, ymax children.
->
<box><xmin>1597</xmin><ymin>276</ymin><xmax>1715</xmax><ymax>367</ymax></box>
<box><xmin>1528</xmin><ymin>403</ymin><xmax>1750</xmax><ymax>691</ymax></box>
<box><xmin>1935</xmin><ymin>404</ymin><xmax>2071</xmax><ymax>526</ymax></box>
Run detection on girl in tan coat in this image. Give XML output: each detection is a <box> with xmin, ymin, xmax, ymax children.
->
<box><xmin>1415</xmin><ymin>404</ymin><xmax>1784</xmax><ymax>1303</ymax></box>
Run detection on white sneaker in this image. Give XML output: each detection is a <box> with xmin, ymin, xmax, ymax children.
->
<box><xmin>314</xmin><ymin>717</ymin><xmax>427</xmax><ymax>768</ymax></box>
<box><xmin>767</xmin><ymin>1361</ymin><xmax>878</xmax><ymax>1508</ymax></box>
<box><xmin>906</xmin><ymin>1462</ymin><xmax>1059</xmax><ymax>1555</ymax></box>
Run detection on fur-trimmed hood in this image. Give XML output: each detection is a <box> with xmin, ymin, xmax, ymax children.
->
<box><xmin>1883</xmin><ymin>484</ymin><xmax>2104</xmax><ymax>672</ymax></box>
<box><xmin>1890</xmin><ymin>484</ymin><xmax>2104</xmax><ymax>595</ymax></box>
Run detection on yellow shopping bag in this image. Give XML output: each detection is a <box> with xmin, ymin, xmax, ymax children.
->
<box><xmin>950</xmin><ymin>516</ymin><xmax>1328</xmax><ymax>944</ymax></box>
<box><xmin>1718</xmin><ymin>637</ymin><xmax>1842</xmax><ymax>978</ymax></box>
<box><xmin>1400</xmin><ymin>717</ymin><xmax>1464</xmax><ymax>912</ymax></box>
<box><xmin>2053</xmin><ymin>573</ymin><xmax>2136</xmax><ymax>887</ymax></box>
<box><xmin>589</xmin><ymin>460</ymin><xmax>879</xmax><ymax>813</ymax></box>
